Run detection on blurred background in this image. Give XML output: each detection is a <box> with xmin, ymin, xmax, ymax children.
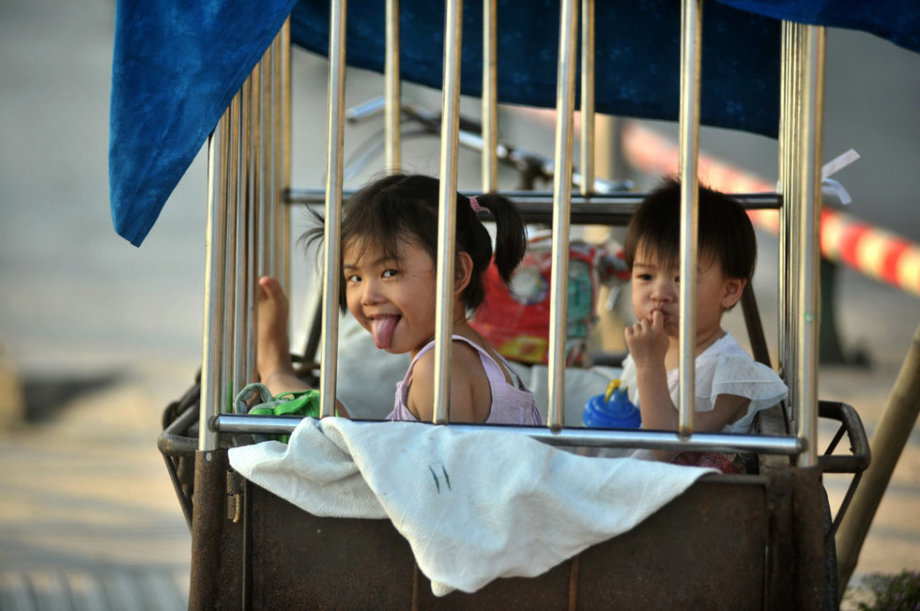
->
<box><xmin>1</xmin><ymin>0</ymin><xmax>918</xmax><ymax>608</ymax></box>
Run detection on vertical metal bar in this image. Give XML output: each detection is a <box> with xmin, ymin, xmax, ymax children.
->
<box><xmin>676</xmin><ymin>0</ymin><xmax>702</xmax><ymax>436</ymax></box>
<box><xmin>252</xmin><ymin>61</ymin><xmax>263</xmax><ymax>276</ymax></box>
<box><xmin>432</xmin><ymin>0</ymin><xmax>463</xmax><ymax>424</ymax></box>
<box><xmin>320</xmin><ymin>0</ymin><xmax>348</xmax><ymax>418</ymax></box>
<box><xmin>265</xmin><ymin>42</ymin><xmax>278</xmax><ymax>280</ymax></box>
<box><xmin>222</xmin><ymin>94</ymin><xmax>241</xmax><ymax>414</ymax></box>
<box><xmin>777</xmin><ymin>21</ymin><xmax>790</xmax><ymax>381</ymax></box>
<box><xmin>199</xmin><ymin>121</ymin><xmax>229</xmax><ymax>451</ymax></box>
<box><xmin>233</xmin><ymin>78</ymin><xmax>251</xmax><ymax>394</ymax></box>
<box><xmin>579</xmin><ymin>0</ymin><xmax>595</xmax><ymax>196</ymax></box>
<box><xmin>481</xmin><ymin>0</ymin><xmax>498</xmax><ymax>192</ymax></box>
<box><xmin>546</xmin><ymin>0</ymin><xmax>579</xmax><ymax>430</ymax></box>
<box><xmin>272</xmin><ymin>32</ymin><xmax>284</xmax><ymax>281</ymax></box>
<box><xmin>796</xmin><ymin>25</ymin><xmax>825</xmax><ymax>467</ymax></box>
<box><xmin>281</xmin><ymin>18</ymin><xmax>293</xmax><ymax>289</ymax></box>
<box><xmin>385</xmin><ymin>0</ymin><xmax>401</xmax><ymax>173</ymax></box>
<box><xmin>247</xmin><ymin>68</ymin><xmax>260</xmax><ymax>379</ymax></box>
<box><xmin>784</xmin><ymin>23</ymin><xmax>805</xmax><ymax>430</ymax></box>
<box><xmin>261</xmin><ymin>44</ymin><xmax>274</xmax><ymax>279</ymax></box>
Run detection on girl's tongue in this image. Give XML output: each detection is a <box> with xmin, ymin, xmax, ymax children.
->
<box><xmin>371</xmin><ymin>315</ymin><xmax>400</xmax><ymax>349</ymax></box>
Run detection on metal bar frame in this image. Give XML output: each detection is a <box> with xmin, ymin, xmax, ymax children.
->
<box><xmin>319</xmin><ymin>0</ymin><xmax>348</xmax><ymax>418</ymax></box>
<box><xmin>272</xmin><ymin>31</ymin><xmax>285</xmax><ymax>281</ymax></box>
<box><xmin>777</xmin><ymin>21</ymin><xmax>791</xmax><ymax>382</ymax></box>
<box><xmin>795</xmin><ymin>25</ymin><xmax>825</xmax><ymax>466</ymax></box>
<box><xmin>546</xmin><ymin>0</ymin><xmax>579</xmax><ymax>430</ymax></box>
<box><xmin>222</xmin><ymin>94</ymin><xmax>241</xmax><ymax>417</ymax></box>
<box><xmin>232</xmin><ymin>77</ymin><xmax>251</xmax><ymax>396</ymax></box>
<box><xmin>198</xmin><ymin>3</ymin><xmax>825</xmax><ymax>465</ymax></box>
<box><xmin>482</xmin><ymin>0</ymin><xmax>498</xmax><ymax>191</ymax></box>
<box><xmin>260</xmin><ymin>42</ymin><xmax>274</xmax><ymax>279</ymax></box>
<box><xmin>199</xmin><ymin>120</ymin><xmax>230</xmax><ymax>452</ymax></box>
<box><xmin>579</xmin><ymin>0</ymin><xmax>595</xmax><ymax>196</ymax></box>
<box><xmin>248</xmin><ymin>61</ymin><xmax>262</xmax><ymax>379</ymax></box>
<box><xmin>213</xmin><ymin>414</ymin><xmax>804</xmax><ymax>455</ymax></box>
<box><xmin>385</xmin><ymin>0</ymin><xmax>401</xmax><ymax>173</ymax></box>
<box><xmin>432</xmin><ymin>0</ymin><xmax>464</xmax><ymax>424</ymax></box>
<box><xmin>677</xmin><ymin>0</ymin><xmax>702</xmax><ymax>436</ymax></box>
<box><xmin>289</xmin><ymin>188</ymin><xmax>781</xmax><ymax>208</ymax></box>
<box><xmin>781</xmin><ymin>23</ymin><xmax>807</xmax><ymax>436</ymax></box>
<box><xmin>281</xmin><ymin>18</ymin><xmax>293</xmax><ymax>288</ymax></box>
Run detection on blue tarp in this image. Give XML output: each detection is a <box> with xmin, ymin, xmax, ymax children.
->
<box><xmin>109</xmin><ymin>0</ymin><xmax>920</xmax><ymax>246</ymax></box>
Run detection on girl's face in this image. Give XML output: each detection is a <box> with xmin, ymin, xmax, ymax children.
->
<box><xmin>629</xmin><ymin>242</ymin><xmax>744</xmax><ymax>344</ymax></box>
<box><xmin>344</xmin><ymin>236</ymin><xmax>439</xmax><ymax>356</ymax></box>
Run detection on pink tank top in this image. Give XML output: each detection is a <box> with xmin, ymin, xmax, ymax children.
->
<box><xmin>387</xmin><ymin>335</ymin><xmax>541</xmax><ymax>426</ymax></box>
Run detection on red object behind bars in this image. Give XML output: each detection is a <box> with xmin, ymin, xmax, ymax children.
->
<box><xmin>471</xmin><ymin>235</ymin><xmax>628</xmax><ymax>366</ymax></box>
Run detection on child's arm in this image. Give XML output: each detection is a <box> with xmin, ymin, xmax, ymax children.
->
<box><xmin>405</xmin><ymin>344</ymin><xmax>484</xmax><ymax>423</ymax></box>
<box><xmin>625</xmin><ymin>311</ymin><xmax>673</xmax><ymax>433</ymax></box>
<box><xmin>626</xmin><ymin>312</ymin><xmax>748</xmax><ymax>459</ymax></box>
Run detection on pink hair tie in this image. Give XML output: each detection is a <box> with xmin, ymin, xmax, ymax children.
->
<box><xmin>468</xmin><ymin>195</ymin><xmax>483</xmax><ymax>213</ymax></box>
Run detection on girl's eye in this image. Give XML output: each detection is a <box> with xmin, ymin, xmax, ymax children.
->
<box><xmin>382</xmin><ymin>268</ymin><xmax>399</xmax><ymax>279</ymax></box>
<box><xmin>346</xmin><ymin>274</ymin><xmax>361</xmax><ymax>283</ymax></box>
<box><xmin>635</xmin><ymin>273</ymin><xmax>652</xmax><ymax>281</ymax></box>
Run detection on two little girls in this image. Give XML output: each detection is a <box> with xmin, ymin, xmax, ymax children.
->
<box><xmin>256</xmin><ymin>173</ymin><xmax>784</xmax><ymax>452</ymax></box>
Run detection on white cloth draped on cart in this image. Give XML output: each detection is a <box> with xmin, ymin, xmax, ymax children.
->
<box><xmin>229</xmin><ymin>417</ymin><xmax>714</xmax><ymax>596</ymax></box>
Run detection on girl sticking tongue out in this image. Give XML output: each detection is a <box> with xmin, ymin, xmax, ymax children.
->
<box><xmin>371</xmin><ymin>315</ymin><xmax>400</xmax><ymax>350</ymax></box>
<box><xmin>256</xmin><ymin>174</ymin><xmax>540</xmax><ymax>426</ymax></box>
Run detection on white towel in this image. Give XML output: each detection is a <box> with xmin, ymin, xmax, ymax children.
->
<box><xmin>229</xmin><ymin>417</ymin><xmax>713</xmax><ymax>596</ymax></box>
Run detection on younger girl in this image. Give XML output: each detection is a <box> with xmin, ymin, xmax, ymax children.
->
<box><xmin>621</xmin><ymin>179</ymin><xmax>787</xmax><ymax>468</ymax></box>
<box><xmin>257</xmin><ymin>174</ymin><xmax>541</xmax><ymax>425</ymax></box>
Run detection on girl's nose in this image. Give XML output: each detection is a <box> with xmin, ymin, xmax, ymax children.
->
<box><xmin>651</xmin><ymin>278</ymin><xmax>677</xmax><ymax>302</ymax></box>
<box><xmin>360</xmin><ymin>279</ymin><xmax>383</xmax><ymax>305</ymax></box>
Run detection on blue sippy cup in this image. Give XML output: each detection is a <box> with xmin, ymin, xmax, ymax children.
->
<box><xmin>582</xmin><ymin>379</ymin><xmax>641</xmax><ymax>429</ymax></box>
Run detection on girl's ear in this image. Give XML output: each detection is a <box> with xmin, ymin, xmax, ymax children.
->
<box><xmin>454</xmin><ymin>251</ymin><xmax>474</xmax><ymax>295</ymax></box>
<box><xmin>721</xmin><ymin>277</ymin><xmax>746</xmax><ymax>310</ymax></box>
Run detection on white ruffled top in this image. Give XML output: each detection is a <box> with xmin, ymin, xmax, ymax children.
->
<box><xmin>620</xmin><ymin>332</ymin><xmax>788</xmax><ymax>434</ymax></box>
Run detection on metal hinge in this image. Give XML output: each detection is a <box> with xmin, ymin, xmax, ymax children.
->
<box><xmin>226</xmin><ymin>470</ymin><xmax>243</xmax><ymax>523</ymax></box>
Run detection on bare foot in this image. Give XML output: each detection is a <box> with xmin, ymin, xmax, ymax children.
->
<box><xmin>256</xmin><ymin>276</ymin><xmax>349</xmax><ymax>416</ymax></box>
<box><xmin>256</xmin><ymin>276</ymin><xmax>298</xmax><ymax>391</ymax></box>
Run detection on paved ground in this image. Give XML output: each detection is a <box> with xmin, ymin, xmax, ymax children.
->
<box><xmin>0</xmin><ymin>379</ymin><xmax>191</xmax><ymax>610</ymax></box>
<box><xmin>0</xmin><ymin>0</ymin><xmax>918</xmax><ymax>608</ymax></box>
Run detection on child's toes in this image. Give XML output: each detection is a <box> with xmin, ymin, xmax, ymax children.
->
<box><xmin>258</xmin><ymin>276</ymin><xmax>279</xmax><ymax>299</ymax></box>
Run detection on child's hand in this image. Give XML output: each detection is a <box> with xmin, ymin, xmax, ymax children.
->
<box><xmin>625</xmin><ymin>310</ymin><xmax>668</xmax><ymax>368</ymax></box>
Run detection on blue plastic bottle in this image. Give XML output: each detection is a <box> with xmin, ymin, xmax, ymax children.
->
<box><xmin>582</xmin><ymin>379</ymin><xmax>641</xmax><ymax>429</ymax></box>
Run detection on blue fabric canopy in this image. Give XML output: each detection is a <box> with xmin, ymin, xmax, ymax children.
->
<box><xmin>109</xmin><ymin>0</ymin><xmax>919</xmax><ymax>246</ymax></box>
<box><xmin>109</xmin><ymin>0</ymin><xmax>298</xmax><ymax>245</ymax></box>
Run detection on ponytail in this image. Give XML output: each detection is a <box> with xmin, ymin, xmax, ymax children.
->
<box><xmin>452</xmin><ymin>191</ymin><xmax>526</xmax><ymax>310</ymax></box>
<box><xmin>472</xmin><ymin>193</ymin><xmax>526</xmax><ymax>283</ymax></box>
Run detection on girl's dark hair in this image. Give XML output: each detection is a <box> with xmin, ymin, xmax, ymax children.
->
<box><xmin>624</xmin><ymin>178</ymin><xmax>757</xmax><ymax>281</ymax></box>
<box><xmin>304</xmin><ymin>174</ymin><xmax>526</xmax><ymax>311</ymax></box>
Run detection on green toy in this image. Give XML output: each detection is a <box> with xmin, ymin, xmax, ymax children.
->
<box><xmin>234</xmin><ymin>383</ymin><xmax>326</xmax><ymax>442</ymax></box>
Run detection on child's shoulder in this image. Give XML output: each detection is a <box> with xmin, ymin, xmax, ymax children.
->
<box><xmin>411</xmin><ymin>337</ymin><xmax>483</xmax><ymax>379</ymax></box>
<box><xmin>406</xmin><ymin>338</ymin><xmax>489</xmax><ymax>422</ymax></box>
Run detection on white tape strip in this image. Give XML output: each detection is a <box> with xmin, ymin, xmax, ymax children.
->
<box><xmin>822</xmin><ymin>178</ymin><xmax>852</xmax><ymax>206</ymax></box>
<box><xmin>822</xmin><ymin>148</ymin><xmax>861</xmax><ymax>180</ymax></box>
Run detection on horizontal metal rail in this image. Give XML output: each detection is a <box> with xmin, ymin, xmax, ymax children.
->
<box><xmin>287</xmin><ymin>189</ymin><xmax>781</xmax><ymax>225</ymax></box>
<box><xmin>213</xmin><ymin>414</ymin><xmax>804</xmax><ymax>455</ymax></box>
